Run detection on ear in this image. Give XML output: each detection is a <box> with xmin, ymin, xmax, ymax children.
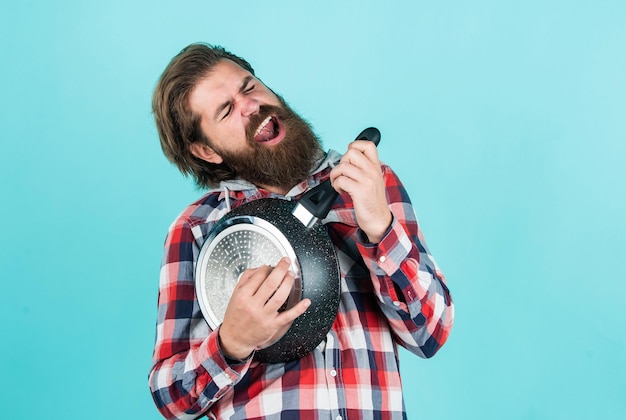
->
<box><xmin>189</xmin><ymin>143</ymin><xmax>224</xmax><ymax>164</ymax></box>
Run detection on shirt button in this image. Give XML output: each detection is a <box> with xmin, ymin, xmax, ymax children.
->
<box><xmin>379</xmin><ymin>255</ymin><xmax>386</xmax><ymax>263</ymax></box>
<box><xmin>330</xmin><ymin>369</ymin><xmax>337</xmax><ymax>377</ymax></box>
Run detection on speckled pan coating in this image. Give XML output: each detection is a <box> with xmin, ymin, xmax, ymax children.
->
<box><xmin>201</xmin><ymin>198</ymin><xmax>340</xmax><ymax>363</ymax></box>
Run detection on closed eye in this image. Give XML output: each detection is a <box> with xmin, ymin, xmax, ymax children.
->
<box><xmin>217</xmin><ymin>76</ymin><xmax>256</xmax><ymax>121</ymax></box>
<box><xmin>221</xmin><ymin>104</ymin><xmax>233</xmax><ymax>120</ymax></box>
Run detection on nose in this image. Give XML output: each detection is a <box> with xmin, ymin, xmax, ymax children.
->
<box><xmin>238</xmin><ymin>95</ymin><xmax>260</xmax><ymax>117</ymax></box>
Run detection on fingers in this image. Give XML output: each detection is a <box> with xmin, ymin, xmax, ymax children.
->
<box><xmin>330</xmin><ymin>160</ymin><xmax>376</xmax><ymax>196</ymax></box>
<box><xmin>263</xmin><ymin>270</ymin><xmax>295</xmax><ymax>312</ymax></box>
<box><xmin>329</xmin><ymin>139</ymin><xmax>392</xmax><ymax>243</ymax></box>
<box><xmin>345</xmin><ymin>139</ymin><xmax>380</xmax><ymax>167</ymax></box>
<box><xmin>237</xmin><ymin>257</ymin><xmax>289</xmax><ymax>292</ymax></box>
<box><xmin>277</xmin><ymin>298</ymin><xmax>311</xmax><ymax>323</ymax></box>
<box><xmin>330</xmin><ymin>140</ymin><xmax>380</xmax><ymax>186</ymax></box>
<box><xmin>236</xmin><ymin>257</ymin><xmax>300</xmax><ymax>313</ymax></box>
<box><xmin>251</xmin><ymin>257</ymin><xmax>293</xmax><ymax>305</ymax></box>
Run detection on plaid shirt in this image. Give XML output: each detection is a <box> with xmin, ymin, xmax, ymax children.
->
<box><xmin>149</xmin><ymin>151</ymin><xmax>454</xmax><ymax>419</ymax></box>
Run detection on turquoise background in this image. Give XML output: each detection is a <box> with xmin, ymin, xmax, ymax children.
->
<box><xmin>1</xmin><ymin>1</ymin><xmax>624</xmax><ymax>419</ymax></box>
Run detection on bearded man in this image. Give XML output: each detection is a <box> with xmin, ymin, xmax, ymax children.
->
<box><xmin>149</xmin><ymin>43</ymin><xmax>454</xmax><ymax>420</ymax></box>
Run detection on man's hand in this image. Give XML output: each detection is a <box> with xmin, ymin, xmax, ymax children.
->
<box><xmin>218</xmin><ymin>257</ymin><xmax>311</xmax><ymax>360</ymax></box>
<box><xmin>330</xmin><ymin>140</ymin><xmax>392</xmax><ymax>244</ymax></box>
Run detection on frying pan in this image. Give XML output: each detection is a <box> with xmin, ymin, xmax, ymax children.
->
<box><xmin>195</xmin><ymin>127</ymin><xmax>381</xmax><ymax>363</ymax></box>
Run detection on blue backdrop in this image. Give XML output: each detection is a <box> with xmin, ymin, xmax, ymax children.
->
<box><xmin>1</xmin><ymin>1</ymin><xmax>624</xmax><ymax>419</ymax></box>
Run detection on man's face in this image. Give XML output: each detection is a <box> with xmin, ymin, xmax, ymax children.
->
<box><xmin>188</xmin><ymin>59</ymin><xmax>321</xmax><ymax>191</ymax></box>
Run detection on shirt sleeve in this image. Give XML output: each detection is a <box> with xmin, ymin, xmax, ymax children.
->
<box><xmin>148</xmin><ymin>219</ymin><xmax>252</xmax><ymax>420</ymax></box>
<box><xmin>356</xmin><ymin>165</ymin><xmax>454</xmax><ymax>358</ymax></box>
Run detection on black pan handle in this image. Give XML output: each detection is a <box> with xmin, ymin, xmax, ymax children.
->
<box><xmin>295</xmin><ymin>127</ymin><xmax>381</xmax><ymax>223</ymax></box>
<box><xmin>354</xmin><ymin>126</ymin><xmax>381</xmax><ymax>146</ymax></box>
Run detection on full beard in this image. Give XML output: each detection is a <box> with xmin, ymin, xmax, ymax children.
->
<box><xmin>214</xmin><ymin>101</ymin><xmax>324</xmax><ymax>192</ymax></box>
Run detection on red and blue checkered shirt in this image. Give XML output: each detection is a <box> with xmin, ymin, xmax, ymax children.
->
<box><xmin>149</xmin><ymin>151</ymin><xmax>454</xmax><ymax>419</ymax></box>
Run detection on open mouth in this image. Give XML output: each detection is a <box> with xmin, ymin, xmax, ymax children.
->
<box><xmin>253</xmin><ymin>115</ymin><xmax>285</xmax><ymax>145</ymax></box>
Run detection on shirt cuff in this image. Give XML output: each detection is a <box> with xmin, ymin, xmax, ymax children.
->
<box><xmin>358</xmin><ymin>216</ymin><xmax>410</xmax><ymax>273</ymax></box>
<box><xmin>200</xmin><ymin>328</ymin><xmax>251</xmax><ymax>391</ymax></box>
<box><xmin>357</xmin><ymin>216</ymin><xmax>413</xmax><ymax>306</ymax></box>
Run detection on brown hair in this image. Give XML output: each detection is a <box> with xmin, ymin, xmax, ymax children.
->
<box><xmin>152</xmin><ymin>43</ymin><xmax>255</xmax><ymax>188</ymax></box>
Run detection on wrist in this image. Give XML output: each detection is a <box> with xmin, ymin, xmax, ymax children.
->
<box><xmin>363</xmin><ymin>212</ymin><xmax>393</xmax><ymax>244</ymax></box>
<box><xmin>218</xmin><ymin>327</ymin><xmax>255</xmax><ymax>361</ymax></box>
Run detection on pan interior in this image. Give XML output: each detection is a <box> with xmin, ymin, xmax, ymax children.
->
<box><xmin>196</xmin><ymin>217</ymin><xmax>301</xmax><ymax>330</ymax></box>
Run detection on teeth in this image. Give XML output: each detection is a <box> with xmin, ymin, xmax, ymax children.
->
<box><xmin>255</xmin><ymin>116</ymin><xmax>273</xmax><ymax>137</ymax></box>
